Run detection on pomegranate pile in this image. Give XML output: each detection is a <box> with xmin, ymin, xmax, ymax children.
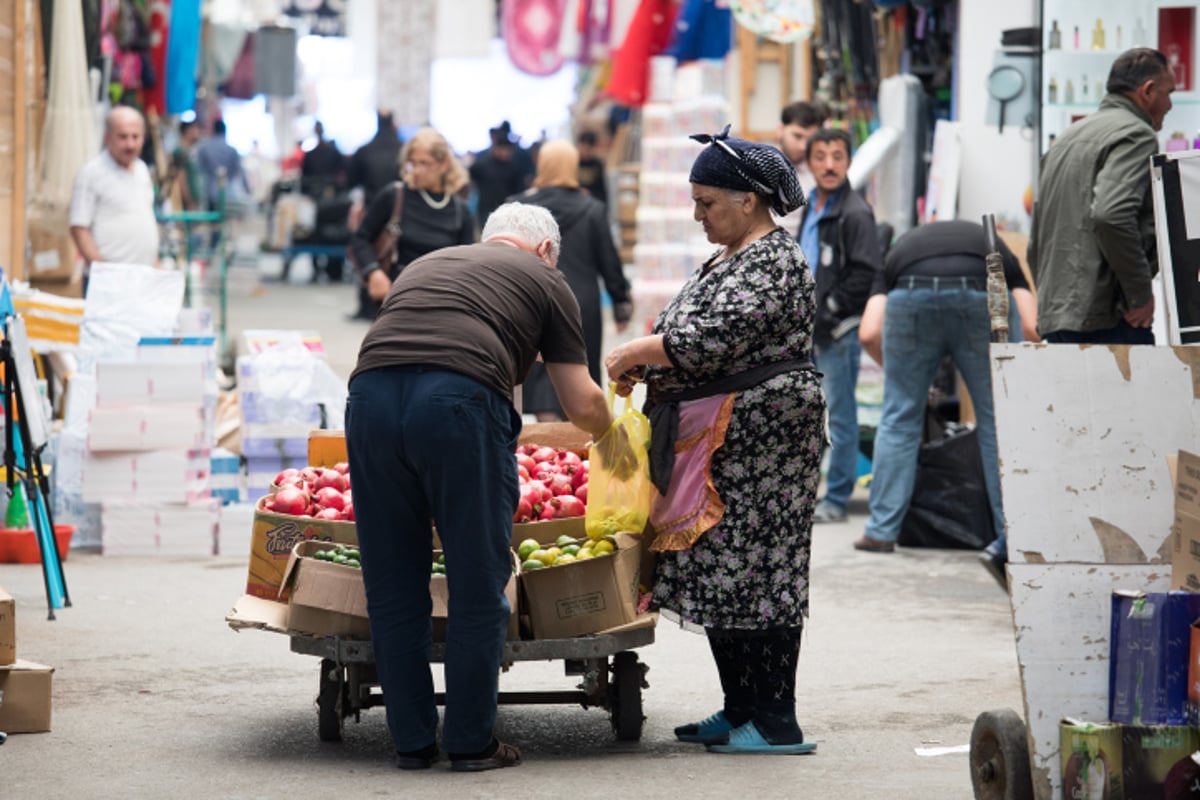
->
<box><xmin>514</xmin><ymin>445</ymin><xmax>588</xmax><ymax>523</ymax></box>
<box><xmin>264</xmin><ymin>463</ymin><xmax>354</xmax><ymax>521</ymax></box>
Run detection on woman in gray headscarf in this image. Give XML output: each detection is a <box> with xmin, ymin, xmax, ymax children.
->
<box><xmin>604</xmin><ymin>126</ymin><xmax>825</xmax><ymax>755</ymax></box>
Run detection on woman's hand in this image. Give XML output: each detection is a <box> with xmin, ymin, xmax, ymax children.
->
<box><xmin>366</xmin><ymin>270</ymin><xmax>392</xmax><ymax>301</ymax></box>
<box><xmin>605</xmin><ymin>344</ymin><xmax>645</xmax><ymax>397</ymax></box>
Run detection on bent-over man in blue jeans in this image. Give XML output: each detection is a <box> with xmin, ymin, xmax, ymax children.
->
<box><xmin>345</xmin><ymin>203</ymin><xmax>611</xmax><ymax>771</ymax></box>
<box><xmin>796</xmin><ymin>128</ymin><xmax>881</xmax><ymax>523</ymax></box>
<box><xmin>855</xmin><ymin>221</ymin><xmax>1039</xmax><ymax>589</ymax></box>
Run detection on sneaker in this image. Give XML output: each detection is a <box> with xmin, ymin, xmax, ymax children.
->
<box><xmin>812</xmin><ymin>500</ymin><xmax>848</xmax><ymax>524</ymax></box>
<box><xmin>675</xmin><ymin>710</ymin><xmax>735</xmax><ymax>744</ymax></box>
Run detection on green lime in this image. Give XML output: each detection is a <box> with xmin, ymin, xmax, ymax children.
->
<box><xmin>517</xmin><ymin>538</ymin><xmax>540</xmax><ymax>561</ymax></box>
<box><xmin>344</xmin><ymin>559</ymin><xmax>360</xmax><ymax>569</ymax></box>
<box><xmin>555</xmin><ymin>534</ymin><xmax>578</xmax><ymax>548</ymax></box>
<box><xmin>522</xmin><ymin>558</ymin><xmax>545</xmax><ymax>571</ymax></box>
<box><xmin>561</xmin><ymin>544</ymin><xmax>580</xmax><ymax>556</ymax></box>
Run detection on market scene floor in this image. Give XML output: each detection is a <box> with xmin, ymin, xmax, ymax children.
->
<box><xmin>1</xmin><ymin>254</ymin><xmax>1024</xmax><ymax>798</ymax></box>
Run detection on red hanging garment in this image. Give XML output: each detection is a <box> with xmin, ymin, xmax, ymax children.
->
<box><xmin>606</xmin><ymin>0</ymin><xmax>679</xmax><ymax>106</ymax></box>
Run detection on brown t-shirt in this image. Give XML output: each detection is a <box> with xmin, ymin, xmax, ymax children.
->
<box><xmin>350</xmin><ymin>241</ymin><xmax>588</xmax><ymax>399</ymax></box>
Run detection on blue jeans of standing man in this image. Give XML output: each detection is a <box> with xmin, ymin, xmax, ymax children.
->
<box><xmin>346</xmin><ymin>366</ymin><xmax>520</xmax><ymax>755</ymax></box>
<box><xmin>863</xmin><ymin>283</ymin><xmax>1022</xmax><ymax>553</ymax></box>
<box><xmin>815</xmin><ymin>332</ymin><xmax>862</xmax><ymax>511</ymax></box>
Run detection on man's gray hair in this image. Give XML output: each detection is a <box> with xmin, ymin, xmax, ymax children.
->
<box><xmin>481</xmin><ymin>202</ymin><xmax>561</xmax><ymax>264</ymax></box>
<box><xmin>1107</xmin><ymin>48</ymin><xmax>1169</xmax><ymax>94</ymax></box>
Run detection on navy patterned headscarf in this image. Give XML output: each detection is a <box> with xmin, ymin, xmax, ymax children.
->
<box><xmin>688</xmin><ymin>124</ymin><xmax>806</xmax><ymax>216</ymax></box>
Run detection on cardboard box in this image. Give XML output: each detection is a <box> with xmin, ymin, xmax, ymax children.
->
<box><xmin>1059</xmin><ymin>718</ymin><xmax>1122</xmax><ymax>800</ymax></box>
<box><xmin>0</xmin><ymin>660</ymin><xmax>54</xmax><ymax>732</ymax></box>
<box><xmin>0</xmin><ymin>586</ymin><xmax>13</xmax><ymax>665</ymax></box>
<box><xmin>1171</xmin><ymin>450</ymin><xmax>1200</xmax><ymax>591</ymax></box>
<box><xmin>280</xmin><ymin>540</ymin><xmax>370</xmax><ymax>639</ymax></box>
<box><xmin>520</xmin><ymin>532</ymin><xmax>641</xmax><ymax>639</ymax></box>
<box><xmin>244</xmin><ymin>495</ymin><xmax>357</xmax><ymax>600</ymax></box>
<box><xmin>1110</xmin><ymin>590</ymin><xmax>1200</xmax><ymax>725</ymax></box>
<box><xmin>1120</xmin><ymin>724</ymin><xmax>1200</xmax><ymax>798</ymax></box>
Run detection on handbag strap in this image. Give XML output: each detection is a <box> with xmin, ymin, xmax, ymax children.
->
<box><xmin>386</xmin><ymin>181</ymin><xmax>404</xmax><ymax>237</ymax></box>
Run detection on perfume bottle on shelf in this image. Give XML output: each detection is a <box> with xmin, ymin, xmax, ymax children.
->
<box><xmin>1116</xmin><ymin>25</ymin><xmax>1122</xmax><ymax>50</ymax></box>
<box><xmin>1194</xmin><ymin>130</ymin><xmax>1200</xmax><ymax>150</ymax></box>
<box><xmin>1092</xmin><ymin>19</ymin><xmax>1105</xmax><ymax>50</ymax></box>
<box><xmin>1074</xmin><ymin>25</ymin><xmax>1080</xmax><ymax>50</ymax></box>
<box><xmin>1048</xmin><ymin>76</ymin><xmax>1058</xmax><ymax>104</ymax></box>
<box><xmin>1081</xmin><ymin>75</ymin><xmax>1089</xmax><ymax>100</ymax></box>
<box><xmin>1064</xmin><ymin>79</ymin><xmax>1075</xmax><ymax>104</ymax></box>
<box><xmin>1049</xmin><ymin>19</ymin><xmax>1062</xmax><ymax>50</ymax></box>
<box><xmin>1166</xmin><ymin>131</ymin><xmax>1190</xmax><ymax>153</ymax></box>
<box><xmin>1048</xmin><ymin>133</ymin><xmax>1057</xmax><ymax>147</ymax></box>
<box><xmin>1132</xmin><ymin>17</ymin><xmax>1146</xmax><ymax>47</ymax></box>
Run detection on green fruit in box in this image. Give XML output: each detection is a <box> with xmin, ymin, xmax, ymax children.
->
<box><xmin>437</xmin><ymin>554</ymin><xmax>446</xmax><ymax>565</ymax></box>
<box><xmin>561</xmin><ymin>544</ymin><xmax>580</xmax><ymax>556</ymax></box>
<box><xmin>517</xmin><ymin>538</ymin><xmax>540</xmax><ymax>561</ymax></box>
<box><xmin>345</xmin><ymin>559</ymin><xmax>360</xmax><ymax>569</ymax></box>
<box><xmin>522</xmin><ymin>558</ymin><xmax>545</xmax><ymax>571</ymax></box>
<box><xmin>555</xmin><ymin>534</ymin><xmax>578</xmax><ymax>548</ymax></box>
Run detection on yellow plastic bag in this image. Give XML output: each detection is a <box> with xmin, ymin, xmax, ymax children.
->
<box><xmin>584</xmin><ymin>385</ymin><xmax>653</xmax><ymax>541</ymax></box>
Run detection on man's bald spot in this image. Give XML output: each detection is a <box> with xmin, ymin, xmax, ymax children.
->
<box><xmin>106</xmin><ymin>106</ymin><xmax>145</xmax><ymax>134</ymax></box>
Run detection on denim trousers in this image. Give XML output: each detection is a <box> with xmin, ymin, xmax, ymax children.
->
<box><xmin>815</xmin><ymin>332</ymin><xmax>862</xmax><ymax>509</ymax></box>
<box><xmin>863</xmin><ymin>286</ymin><xmax>1022</xmax><ymax>552</ymax></box>
<box><xmin>346</xmin><ymin>366</ymin><xmax>520</xmax><ymax>754</ymax></box>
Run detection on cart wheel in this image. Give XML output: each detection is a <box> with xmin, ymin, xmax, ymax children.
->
<box><xmin>317</xmin><ymin>658</ymin><xmax>346</xmax><ymax>743</ymax></box>
<box><xmin>970</xmin><ymin>708</ymin><xmax>1033</xmax><ymax>800</ymax></box>
<box><xmin>609</xmin><ymin>651</ymin><xmax>645</xmax><ymax>742</ymax></box>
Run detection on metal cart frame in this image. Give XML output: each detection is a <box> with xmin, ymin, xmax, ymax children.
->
<box><xmin>289</xmin><ymin>625</ymin><xmax>654</xmax><ymax>743</ymax></box>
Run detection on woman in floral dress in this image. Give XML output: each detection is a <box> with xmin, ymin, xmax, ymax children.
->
<box><xmin>605</xmin><ymin>127</ymin><xmax>825</xmax><ymax>755</ymax></box>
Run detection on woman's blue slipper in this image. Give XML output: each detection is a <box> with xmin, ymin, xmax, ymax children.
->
<box><xmin>675</xmin><ymin>710</ymin><xmax>734</xmax><ymax>744</ymax></box>
<box><xmin>706</xmin><ymin>721</ymin><xmax>817</xmax><ymax>755</ymax></box>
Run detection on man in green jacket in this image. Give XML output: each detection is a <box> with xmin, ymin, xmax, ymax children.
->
<box><xmin>1029</xmin><ymin>48</ymin><xmax>1175</xmax><ymax>344</ymax></box>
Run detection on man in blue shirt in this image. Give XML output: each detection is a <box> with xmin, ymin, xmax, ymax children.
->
<box><xmin>795</xmin><ymin>129</ymin><xmax>881</xmax><ymax>524</ymax></box>
<box><xmin>195</xmin><ymin>118</ymin><xmax>247</xmax><ymax>211</ymax></box>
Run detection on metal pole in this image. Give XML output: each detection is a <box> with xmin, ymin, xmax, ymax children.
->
<box><xmin>983</xmin><ymin>214</ymin><xmax>1010</xmax><ymax>344</ymax></box>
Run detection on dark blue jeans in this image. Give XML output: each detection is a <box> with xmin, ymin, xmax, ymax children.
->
<box><xmin>1042</xmin><ymin>320</ymin><xmax>1155</xmax><ymax>345</ymax></box>
<box><xmin>346</xmin><ymin>366</ymin><xmax>520</xmax><ymax>754</ymax></box>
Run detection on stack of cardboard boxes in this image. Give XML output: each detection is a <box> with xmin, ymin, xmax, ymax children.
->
<box><xmin>0</xmin><ymin>586</ymin><xmax>54</xmax><ymax>733</ymax></box>
<box><xmin>84</xmin><ymin>338</ymin><xmax>221</xmax><ymax>556</ymax></box>
<box><xmin>1056</xmin><ymin>449</ymin><xmax>1200</xmax><ymax>798</ymax></box>
<box><xmin>228</xmin><ymin>425</ymin><xmax>647</xmax><ymax>643</ymax></box>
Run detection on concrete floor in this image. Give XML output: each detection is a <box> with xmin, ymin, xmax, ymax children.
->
<box><xmin>0</xmin><ymin>249</ymin><xmax>1024</xmax><ymax>798</ymax></box>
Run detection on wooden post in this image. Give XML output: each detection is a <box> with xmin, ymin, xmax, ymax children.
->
<box><xmin>10</xmin><ymin>0</ymin><xmax>28</xmax><ymax>281</ymax></box>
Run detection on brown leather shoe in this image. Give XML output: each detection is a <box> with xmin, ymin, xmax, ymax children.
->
<box><xmin>450</xmin><ymin>739</ymin><xmax>522</xmax><ymax>772</ymax></box>
<box><xmin>853</xmin><ymin>536</ymin><xmax>895</xmax><ymax>553</ymax></box>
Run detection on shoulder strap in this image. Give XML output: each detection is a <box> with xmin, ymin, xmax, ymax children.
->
<box><xmin>389</xmin><ymin>182</ymin><xmax>405</xmax><ymax>226</ymax></box>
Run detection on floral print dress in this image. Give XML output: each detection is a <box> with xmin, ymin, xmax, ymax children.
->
<box><xmin>647</xmin><ymin>227</ymin><xmax>825</xmax><ymax>632</ymax></box>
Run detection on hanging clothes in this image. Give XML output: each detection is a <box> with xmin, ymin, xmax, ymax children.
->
<box><xmin>606</xmin><ymin>0</ymin><xmax>679</xmax><ymax>106</ymax></box>
<box><xmin>144</xmin><ymin>0</ymin><xmax>172</xmax><ymax>115</ymax></box>
<box><xmin>666</xmin><ymin>0</ymin><xmax>731</xmax><ymax>62</ymax></box>
<box><xmin>729</xmin><ymin>0</ymin><xmax>813</xmax><ymax>44</ymax></box>
<box><xmin>164</xmin><ymin>0</ymin><xmax>201</xmax><ymax>114</ymax></box>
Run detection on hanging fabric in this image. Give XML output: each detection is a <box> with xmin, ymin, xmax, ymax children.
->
<box><xmin>29</xmin><ymin>0</ymin><xmax>99</xmax><ymax>233</ymax></box>
<box><xmin>144</xmin><ymin>0</ymin><xmax>172</xmax><ymax>114</ymax></box>
<box><xmin>606</xmin><ymin>0</ymin><xmax>679</xmax><ymax>106</ymax></box>
<box><xmin>503</xmin><ymin>0</ymin><xmax>569</xmax><ymax>76</ymax></box>
<box><xmin>666</xmin><ymin>0</ymin><xmax>732</xmax><ymax>62</ymax></box>
<box><xmin>164</xmin><ymin>0</ymin><xmax>201</xmax><ymax>114</ymax></box>
<box><xmin>729</xmin><ymin>0</ymin><xmax>814</xmax><ymax>44</ymax></box>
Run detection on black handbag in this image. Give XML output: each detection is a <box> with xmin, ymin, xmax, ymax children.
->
<box><xmin>897</xmin><ymin>406</ymin><xmax>998</xmax><ymax>550</ymax></box>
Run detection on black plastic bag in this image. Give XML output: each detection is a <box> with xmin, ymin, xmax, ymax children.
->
<box><xmin>897</xmin><ymin>407</ymin><xmax>997</xmax><ymax>550</ymax></box>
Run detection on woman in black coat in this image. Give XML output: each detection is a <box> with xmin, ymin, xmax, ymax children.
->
<box><xmin>510</xmin><ymin>140</ymin><xmax>633</xmax><ymax>419</ymax></box>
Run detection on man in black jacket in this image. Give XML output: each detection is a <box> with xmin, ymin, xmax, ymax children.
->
<box><xmin>796</xmin><ymin>128</ymin><xmax>881</xmax><ymax>523</ymax></box>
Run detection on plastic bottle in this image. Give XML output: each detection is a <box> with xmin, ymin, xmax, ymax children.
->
<box><xmin>5</xmin><ymin>484</ymin><xmax>30</xmax><ymax>530</ymax></box>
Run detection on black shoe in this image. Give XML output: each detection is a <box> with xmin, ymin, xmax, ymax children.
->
<box><xmin>395</xmin><ymin>743</ymin><xmax>439</xmax><ymax>770</ymax></box>
<box><xmin>345</xmin><ymin>309</ymin><xmax>374</xmax><ymax>322</ymax></box>
<box><xmin>979</xmin><ymin>550</ymin><xmax>1008</xmax><ymax>590</ymax></box>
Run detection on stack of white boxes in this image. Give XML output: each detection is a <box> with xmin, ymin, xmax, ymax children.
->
<box><xmin>632</xmin><ymin>58</ymin><xmax>730</xmax><ymax>329</ymax></box>
<box><xmin>238</xmin><ymin>331</ymin><xmax>326</xmax><ymax>503</ymax></box>
<box><xmin>84</xmin><ymin>337</ymin><xmax>221</xmax><ymax>556</ymax></box>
